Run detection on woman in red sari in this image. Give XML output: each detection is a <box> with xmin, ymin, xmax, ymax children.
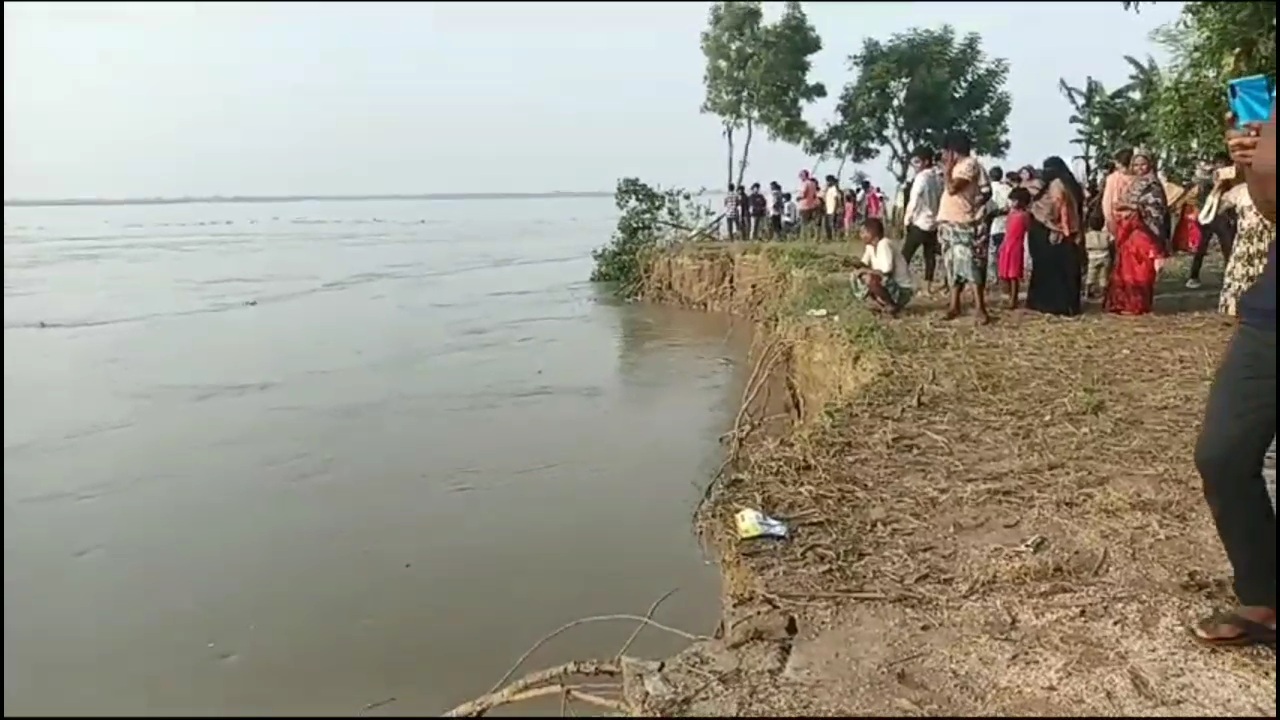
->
<box><xmin>1107</xmin><ymin>149</ymin><xmax>1170</xmax><ymax>315</ymax></box>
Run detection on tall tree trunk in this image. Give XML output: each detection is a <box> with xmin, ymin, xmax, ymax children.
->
<box><xmin>1084</xmin><ymin>150</ymin><xmax>1093</xmax><ymax>187</ymax></box>
<box><xmin>835</xmin><ymin>155</ymin><xmax>848</xmax><ymax>183</ymax></box>
<box><xmin>736</xmin><ymin>120</ymin><xmax>754</xmax><ymax>188</ymax></box>
<box><xmin>893</xmin><ymin>156</ymin><xmax>911</xmax><ymax>188</ymax></box>
<box><xmin>725</xmin><ymin>125</ymin><xmax>735</xmax><ymax>189</ymax></box>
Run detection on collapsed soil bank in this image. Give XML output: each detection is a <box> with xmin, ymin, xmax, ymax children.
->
<box><xmin>642</xmin><ymin>242</ymin><xmax>879</xmax><ymax>426</ymax></box>
<box><xmin>626</xmin><ymin>243</ymin><xmax>1275</xmax><ymax>718</ymax></box>
<box><xmin>629</xmin><ymin>242</ymin><xmax>895</xmax><ymax>716</ymax></box>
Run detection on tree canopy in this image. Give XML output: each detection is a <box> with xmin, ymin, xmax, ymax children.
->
<box><xmin>828</xmin><ymin>25</ymin><xmax>1011</xmax><ymax>185</ymax></box>
<box><xmin>700</xmin><ymin>0</ymin><xmax>825</xmax><ymax>186</ymax></box>
<box><xmin>1058</xmin><ymin>55</ymin><xmax>1164</xmax><ymax>182</ymax></box>
<box><xmin>1102</xmin><ymin>1</ymin><xmax>1278</xmax><ymax>178</ymax></box>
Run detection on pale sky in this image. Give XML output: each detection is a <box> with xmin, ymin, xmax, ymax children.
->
<box><xmin>3</xmin><ymin>1</ymin><xmax>1181</xmax><ymax>200</ymax></box>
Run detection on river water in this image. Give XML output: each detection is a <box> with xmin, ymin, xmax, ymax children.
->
<box><xmin>3</xmin><ymin>198</ymin><xmax>741</xmax><ymax>716</ymax></box>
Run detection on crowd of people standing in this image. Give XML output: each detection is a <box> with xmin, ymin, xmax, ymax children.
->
<box><xmin>721</xmin><ymin>174</ymin><xmax>886</xmax><ymax>242</ymax></box>
<box><xmin>889</xmin><ymin>130</ymin><xmax>1275</xmax><ymax>328</ymax></box>
<box><xmin>716</xmin><ymin>107</ymin><xmax>1276</xmax><ymax>649</ymax></box>
<box><xmin>720</xmin><ymin>127</ymin><xmax>1270</xmax><ymax>328</ymax></box>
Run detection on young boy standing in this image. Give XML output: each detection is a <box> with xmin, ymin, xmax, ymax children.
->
<box><xmin>781</xmin><ymin>193</ymin><xmax>799</xmax><ymax>237</ymax></box>
<box><xmin>1082</xmin><ymin>210</ymin><xmax>1112</xmax><ymax>300</ymax></box>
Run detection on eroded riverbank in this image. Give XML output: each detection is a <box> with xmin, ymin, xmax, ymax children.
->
<box><xmin>475</xmin><ymin>242</ymin><xmax>1275</xmax><ymax>717</ymax></box>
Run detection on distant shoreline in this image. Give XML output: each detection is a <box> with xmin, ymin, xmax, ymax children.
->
<box><xmin>3</xmin><ymin>191</ymin><xmax>615</xmax><ymax>209</ymax></box>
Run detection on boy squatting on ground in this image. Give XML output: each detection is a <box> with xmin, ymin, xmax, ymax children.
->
<box><xmin>1083</xmin><ymin>209</ymin><xmax>1113</xmax><ymax>300</ymax></box>
<box><xmin>849</xmin><ymin>218</ymin><xmax>915</xmax><ymax>316</ymax></box>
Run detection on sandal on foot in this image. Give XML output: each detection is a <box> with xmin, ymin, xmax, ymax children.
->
<box><xmin>1189</xmin><ymin>611</ymin><xmax>1277</xmax><ymax>648</ymax></box>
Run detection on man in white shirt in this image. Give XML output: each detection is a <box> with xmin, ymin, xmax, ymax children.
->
<box><xmin>902</xmin><ymin>145</ymin><xmax>944</xmax><ymax>292</ymax></box>
<box><xmin>781</xmin><ymin>193</ymin><xmax>799</xmax><ymax>235</ymax></box>
<box><xmin>823</xmin><ymin>174</ymin><xmax>842</xmax><ymax>241</ymax></box>
<box><xmin>851</xmin><ymin>217</ymin><xmax>914</xmax><ymax>316</ymax></box>
<box><xmin>984</xmin><ymin>165</ymin><xmax>1012</xmax><ymax>286</ymax></box>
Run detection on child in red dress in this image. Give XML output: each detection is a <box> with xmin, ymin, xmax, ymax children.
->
<box><xmin>997</xmin><ymin>187</ymin><xmax>1032</xmax><ymax>308</ymax></box>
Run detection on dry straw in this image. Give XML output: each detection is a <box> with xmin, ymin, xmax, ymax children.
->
<box><xmin>443</xmin><ymin>249</ymin><xmax>1275</xmax><ymax>717</ymax></box>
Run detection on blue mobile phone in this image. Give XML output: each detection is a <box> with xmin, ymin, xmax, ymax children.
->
<box><xmin>1227</xmin><ymin>74</ymin><xmax>1274</xmax><ymax>127</ymax></box>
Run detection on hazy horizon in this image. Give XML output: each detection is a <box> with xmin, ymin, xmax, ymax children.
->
<box><xmin>4</xmin><ymin>2</ymin><xmax>1182</xmax><ymax>200</ymax></box>
<box><xmin>3</xmin><ymin>190</ymin><xmax>615</xmax><ymax>208</ymax></box>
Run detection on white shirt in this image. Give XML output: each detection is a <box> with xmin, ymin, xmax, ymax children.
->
<box><xmin>783</xmin><ymin>201</ymin><xmax>799</xmax><ymax>224</ymax></box>
<box><xmin>824</xmin><ymin>185</ymin><xmax>841</xmax><ymax>214</ymax></box>
<box><xmin>904</xmin><ymin>166</ymin><xmax>943</xmax><ymax>232</ymax></box>
<box><xmin>987</xmin><ymin>181</ymin><xmax>1012</xmax><ymax>236</ymax></box>
<box><xmin>861</xmin><ymin>239</ymin><xmax>913</xmax><ymax>289</ymax></box>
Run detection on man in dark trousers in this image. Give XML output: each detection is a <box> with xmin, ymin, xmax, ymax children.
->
<box><xmin>902</xmin><ymin>146</ymin><xmax>943</xmax><ymax>294</ymax></box>
<box><xmin>1187</xmin><ymin>153</ymin><xmax>1238</xmax><ymax>290</ymax></box>
<box><xmin>1191</xmin><ymin>101</ymin><xmax>1277</xmax><ymax>647</ymax></box>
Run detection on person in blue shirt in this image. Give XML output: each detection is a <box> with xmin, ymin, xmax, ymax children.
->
<box><xmin>1191</xmin><ymin>100</ymin><xmax>1276</xmax><ymax>648</ymax></box>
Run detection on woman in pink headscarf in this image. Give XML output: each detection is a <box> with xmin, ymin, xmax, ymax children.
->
<box><xmin>1106</xmin><ymin>148</ymin><xmax>1169</xmax><ymax>316</ymax></box>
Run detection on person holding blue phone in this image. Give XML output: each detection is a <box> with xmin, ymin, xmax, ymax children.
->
<box><xmin>1191</xmin><ymin>98</ymin><xmax>1276</xmax><ymax>648</ymax></box>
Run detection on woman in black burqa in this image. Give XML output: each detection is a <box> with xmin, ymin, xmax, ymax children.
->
<box><xmin>1025</xmin><ymin>156</ymin><xmax>1086</xmax><ymax>316</ymax></box>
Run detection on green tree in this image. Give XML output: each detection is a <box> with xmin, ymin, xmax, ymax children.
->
<box><xmin>700</xmin><ymin>0</ymin><xmax>826</xmax><ymax>187</ymax></box>
<box><xmin>805</xmin><ymin>117</ymin><xmax>877</xmax><ymax>181</ymax></box>
<box><xmin>1126</xmin><ymin>0</ymin><xmax>1276</xmax><ymax>75</ymax></box>
<box><xmin>591</xmin><ymin>179</ymin><xmax>716</xmax><ymax>298</ymax></box>
<box><xmin>830</xmin><ymin>25</ymin><xmax>1011</xmax><ymax>186</ymax></box>
<box><xmin>1122</xmin><ymin>1</ymin><xmax>1277</xmax><ymax>177</ymax></box>
<box><xmin>1058</xmin><ymin>56</ymin><xmax>1163</xmax><ymax>182</ymax></box>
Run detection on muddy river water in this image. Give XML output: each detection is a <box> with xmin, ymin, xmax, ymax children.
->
<box><xmin>3</xmin><ymin>197</ymin><xmax>742</xmax><ymax>715</ymax></box>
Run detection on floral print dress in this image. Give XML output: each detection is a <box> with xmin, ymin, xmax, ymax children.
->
<box><xmin>1220</xmin><ymin>190</ymin><xmax>1275</xmax><ymax>316</ymax></box>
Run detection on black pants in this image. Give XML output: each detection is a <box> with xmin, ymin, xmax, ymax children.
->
<box><xmin>902</xmin><ymin>225</ymin><xmax>939</xmax><ymax>283</ymax></box>
<box><xmin>770</xmin><ymin>215</ymin><xmax>783</xmax><ymax>236</ymax></box>
<box><xmin>1190</xmin><ymin>210</ymin><xmax>1238</xmax><ymax>281</ymax></box>
<box><xmin>1194</xmin><ymin>323</ymin><xmax>1277</xmax><ymax>609</ymax></box>
<box><xmin>725</xmin><ymin>216</ymin><xmax>740</xmax><ymax>240</ymax></box>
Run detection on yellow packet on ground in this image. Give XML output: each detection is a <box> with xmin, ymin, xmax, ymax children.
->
<box><xmin>734</xmin><ymin>508</ymin><xmax>789</xmax><ymax>540</ymax></box>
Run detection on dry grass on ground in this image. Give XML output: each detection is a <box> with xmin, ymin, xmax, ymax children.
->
<box><xmin>447</xmin><ymin>248</ymin><xmax>1274</xmax><ymax>718</ymax></box>
<box><xmin>673</xmin><ymin>288</ymin><xmax>1276</xmax><ymax>717</ymax></box>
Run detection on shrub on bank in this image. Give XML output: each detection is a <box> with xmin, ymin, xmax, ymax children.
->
<box><xmin>590</xmin><ymin>178</ymin><xmax>715</xmax><ymax>297</ymax></box>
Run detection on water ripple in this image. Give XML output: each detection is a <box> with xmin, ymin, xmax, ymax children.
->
<box><xmin>4</xmin><ymin>255</ymin><xmax>585</xmax><ymax>331</ymax></box>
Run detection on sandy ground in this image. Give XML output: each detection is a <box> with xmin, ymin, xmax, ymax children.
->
<box><xmin>641</xmin><ymin>261</ymin><xmax>1276</xmax><ymax>718</ymax></box>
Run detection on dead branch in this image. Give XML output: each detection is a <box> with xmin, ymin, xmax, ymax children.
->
<box><xmin>441</xmin><ymin>660</ymin><xmax>624</xmax><ymax>717</ymax></box>
<box><xmin>615</xmin><ymin>588</ymin><xmax>679</xmax><ymax>660</ymax></box>
<box><xmin>654</xmin><ymin>213</ymin><xmax>724</xmax><ymax>243</ymax></box>
<box><xmin>447</xmin><ymin>592</ymin><xmax>707</xmax><ymax>717</ymax></box>
<box><xmin>484</xmin><ymin>614</ymin><xmax>708</xmax><ymax>696</ymax></box>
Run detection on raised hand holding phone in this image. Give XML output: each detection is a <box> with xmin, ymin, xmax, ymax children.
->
<box><xmin>1225</xmin><ymin>113</ymin><xmax>1262</xmax><ymax>166</ymax></box>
